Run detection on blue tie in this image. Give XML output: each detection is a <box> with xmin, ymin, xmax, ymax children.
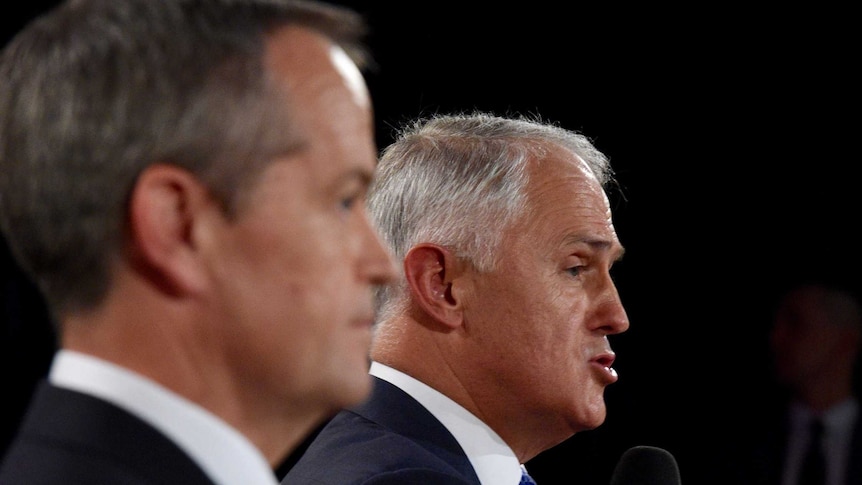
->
<box><xmin>520</xmin><ymin>467</ymin><xmax>537</xmax><ymax>485</ymax></box>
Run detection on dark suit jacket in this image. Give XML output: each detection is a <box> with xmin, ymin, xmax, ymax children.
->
<box><xmin>280</xmin><ymin>376</ymin><xmax>481</xmax><ymax>485</ymax></box>
<box><xmin>739</xmin><ymin>398</ymin><xmax>862</xmax><ymax>485</ymax></box>
<box><xmin>0</xmin><ymin>380</ymin><xmax>215</xmax><ymax>484</ymax></box>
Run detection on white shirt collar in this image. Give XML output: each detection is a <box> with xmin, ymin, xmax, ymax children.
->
<box><xmin>369</xmin><ymin>361</ymin><xmax>524</xmax><ymax>485</ymax></box>
<box><xmin>787</xmin><ymin>398</ymin><xmax>859</xmax><ymax>485</ymax></box>
<box><xmin>50</xmin><ymin>350</ymin><xmax>277</xmax><ymax>485</ymax></box>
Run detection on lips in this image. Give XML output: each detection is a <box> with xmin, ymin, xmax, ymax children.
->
<box><xmin>591</xmin><ymin>351</ymin><xmax>618</xmax><ymax>384</ymax></box>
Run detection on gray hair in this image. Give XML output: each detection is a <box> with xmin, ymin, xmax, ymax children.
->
<box><xmin>367</xmin><ymin>111</ymin><xmax>614</xmax><ymax>319</ymax></box>
<box><xmin>0</xmin><ymin>0</ymin><xmax>369</xmax><ymax>318</ymax></box>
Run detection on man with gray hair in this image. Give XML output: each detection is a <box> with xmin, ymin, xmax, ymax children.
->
<box><xmin>282</xmin><ymin>111</ymin><xmax>630</xmax><ymax>485</ymax></box>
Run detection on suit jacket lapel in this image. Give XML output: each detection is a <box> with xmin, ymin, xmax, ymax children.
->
<box><xmin>353</xmin><ymin>376</ymin><xmax>480</xmax><ymax>483</ymax></box>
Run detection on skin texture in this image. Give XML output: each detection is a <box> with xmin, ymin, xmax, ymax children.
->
<box><xmin>373</xmin><ymin>145</ymin><xmax>629</xmax><ymax>462</ymax></box>
<box><xmin>63</xmin><ymin>26</ymin><xmax>397</xmax><ymax>465</ymax></box>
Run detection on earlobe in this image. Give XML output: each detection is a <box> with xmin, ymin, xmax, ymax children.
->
<box><xmin>403</xmin><ymin>244</ymin><xmax>464</xmax><ymax>329</ymax></box>
<box><xmin>128</xmin><ymin>164</ymin><xmax>211</xmax><ymax>297</ymax></box>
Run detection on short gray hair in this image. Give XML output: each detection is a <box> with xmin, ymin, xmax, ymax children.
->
<box><xmin>367</xmin><ymin>111</ymin><xmax>614</xmax><ymax>319</ymax></box>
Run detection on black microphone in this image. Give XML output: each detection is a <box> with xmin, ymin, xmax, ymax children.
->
<box><xmin>610</xmin><ymin>446</ymin><xmax>681</xmax><ymax>485</ymax></box>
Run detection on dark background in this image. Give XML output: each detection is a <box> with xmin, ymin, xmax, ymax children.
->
<box><xmin>3</xmin><ymin>2</ymin><xmax>860</xmax><ymax>484</ymax></box>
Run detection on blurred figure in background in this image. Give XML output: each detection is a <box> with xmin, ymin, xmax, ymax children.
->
<box><xmin>744</xmin><ymin>281</ymin><xmax>862</xmax><ymax>485</ymax></box>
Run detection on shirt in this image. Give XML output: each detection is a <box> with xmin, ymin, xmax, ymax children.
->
<box><xmin>50</xmin><ymin>350</ymin><xmax>278</xmax><ymax>485</ymax></box>
<box><xmin>783</xmin><ymin>398</ymin><xmax>858</xmax><ymax>485</ymax></box>
<box><xmin>370</xmin><ymin>361</ymin><xmax>526</xmax><ymax>485</ymax></box>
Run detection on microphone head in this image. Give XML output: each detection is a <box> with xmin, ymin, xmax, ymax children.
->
<box><xmin>610</xmin><ymin>445</ymin><xmax>681</xmax><ymax>485</ymax></box>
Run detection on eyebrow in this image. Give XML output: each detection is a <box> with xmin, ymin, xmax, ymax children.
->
<box><xmin>338</xmin><ymin>167</ymin><xmax>375</xmax><ymax>187</ymax></box>
<box><xmin>563</xmin><ymin>235</ymin><xmax>626</xmax><ymax>262</ymax></box>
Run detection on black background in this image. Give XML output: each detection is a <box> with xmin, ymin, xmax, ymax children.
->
<box><xmin>3</xmin><ymin>2</ymin><xmax>860</xmax><ymax>484</ymax></box>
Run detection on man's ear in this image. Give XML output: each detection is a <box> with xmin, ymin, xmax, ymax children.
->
<box><xmin>127</xmin><ymin>163</ymin><xmax>212</xmax><ymax>297</ymax></box>
<box><xmin>403</xmin><ymin>243</ymin><xmax>466</xmax><ymax>329</ymax></box>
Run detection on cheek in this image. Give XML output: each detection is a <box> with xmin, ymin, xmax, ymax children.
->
<box><xmin>210</xmin><ymin>206</ymin><xmax>342</xmax><ymax>321</ymax></box>
<box><xmin>491</xmin><ymin>282</ymin><xmax>574</xmax><ymax>364</ymax></box>
<box><xmin>518</xmin><ymin>280</ymin><xmax>573</xmax><ymax>336</ymax></box>
<box><xmin>229</xmin><ymin>249</ymin><xmax>354</xmax><ymax>380</ymax></box>
<box><xmin>528</xmin><ymin>291</ymin><xmax>589</xmax><ymax>374</ymax></box>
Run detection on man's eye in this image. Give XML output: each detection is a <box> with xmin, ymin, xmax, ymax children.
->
<box><xmin>340</xmin><ymin>192</ymin><xmax>364</xmax><ymax>211</ymax></box>
<box><xmin>567</xmin><ymin>266</ymin><xmax>583</xmax><ymax>277</ymax></box>
<box><xmin>341</xmin><ymin>196</ymin><xmax>358</xmax><ymax>210</ymax></box>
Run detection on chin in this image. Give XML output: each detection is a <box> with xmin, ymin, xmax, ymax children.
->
<box><xmin>579</xmin><ymin>399</ymin><xmax>608</xmax><ymax>429</ymax></box>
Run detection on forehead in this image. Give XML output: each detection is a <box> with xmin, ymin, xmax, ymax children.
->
<box><xmin>264</xmin><ymin>26</ymin><xmax>352</xmax><ymax>110</ymax></box>
<box><xmin>526</xmin><ymin>148</ymin><xmax>608</xmax><ymax>218</ymax></box>
<box><xmin>514</xmin><ymin>147</ymin><xmax>620</xmax><ymax>252</ymax></box>
<box><xmin>260</xmin><ymin>25</ymin><xmax>374</xmax><ymax>172</ymax></box>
